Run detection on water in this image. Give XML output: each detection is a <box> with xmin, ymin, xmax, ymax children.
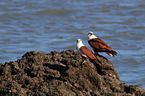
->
<box><xmin>0</xmin><ymin>0</ymin><xmax>145</xmax><ymax>88</ymax></box>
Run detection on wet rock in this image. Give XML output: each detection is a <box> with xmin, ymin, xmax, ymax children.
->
<box><xmin>0</xmin><ymin>50</ymin><xmax>145</xmax><ymax>96</ymax></box>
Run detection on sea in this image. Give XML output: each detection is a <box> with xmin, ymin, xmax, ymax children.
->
<box><xmin>0</xmin><ymin>0</ymin><xmax>145</xmax><ymax>88</ymax></box>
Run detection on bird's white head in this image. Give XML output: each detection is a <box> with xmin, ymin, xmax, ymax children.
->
<box><xmin>77</xmin><ymin>39</ymin><xmax>84</xmax><ymax>49</ymax></box>
<box><xmin>88</xmin><ymin>31</ymin><xmax>97</xmax><ymax>40</ymax></box>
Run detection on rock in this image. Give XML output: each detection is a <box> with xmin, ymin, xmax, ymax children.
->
<box><xmin>0</xmin><ymin>49</ymin><xmax>145</xmax><ymax>96</ymax></box>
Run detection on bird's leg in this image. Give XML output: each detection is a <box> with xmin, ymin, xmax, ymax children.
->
<box><xmin>94</xmin><ymin>52</ymin><xmax>100</xmax><ymax>56</ymax></box>
<box><xmin>80</xmin><ymin>59</ymin><xmax>86</xmax><ymax>68</ymax></box>
<box><xmin>81</xmin><ymin>55</ymin><xmax>89</xmax><ymax>67</ymax></box>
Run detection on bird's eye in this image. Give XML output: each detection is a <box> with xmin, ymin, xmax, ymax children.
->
<box><xmin>88</xmin><ymin>33</ymin><xmax>91</xmax><ymax>35</ymax></box>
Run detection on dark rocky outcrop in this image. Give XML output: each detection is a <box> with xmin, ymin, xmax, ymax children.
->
<box><xmin>0</xmin><ymin>49</ymin><xmax>145</xmax><ymax>96</ymax></box>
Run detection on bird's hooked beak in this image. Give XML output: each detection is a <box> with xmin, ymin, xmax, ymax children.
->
<box><xmin>88</xmin><ymin>33</ymin><xmax>90</xmax><ymax>37</ymax></box>
<box><xmin>77</xmin><ymin>39</ymin><xmax>81</xmax><ymax>43</ymax></box>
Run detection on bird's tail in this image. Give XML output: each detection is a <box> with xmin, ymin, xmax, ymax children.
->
<box><xmin>90</xmin><ymin>59</ymin><xmax>105</xmax><ymax>75</ymax></box>
<box><xmin>91</xmin><ymin>59</ymin><xmax>101</xmax><ymax>65</ymax></box>
<box><xmin>110</xmin><ymin>50</ymin><xmax>117</xmax><ymax>55</ymax></box>
<box><xmin>106</xmin><ymin>50</ymin><xmax>117</xmax><ymax>57</ymax></box>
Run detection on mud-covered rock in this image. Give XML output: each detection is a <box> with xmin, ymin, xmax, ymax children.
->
<box><xmin>0</xmin><ymin>49</ymin><xmax>145</xmax><ymax>96</ymax></box>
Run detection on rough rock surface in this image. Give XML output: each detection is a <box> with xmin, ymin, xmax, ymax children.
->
<box><xmin>0</xmin><ymin>49</ymin><xmax>145</xmax><ymax>96</ymax></box>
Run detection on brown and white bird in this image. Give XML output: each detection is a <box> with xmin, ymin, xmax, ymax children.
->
<box><xmin>76</xmin><ymin>39</ymin><xmax>102</xmax><ymax>73</ymax></box>
<box><xmin>88</xmin><ymin>32</ymin><xmax>117</xmax><ymax>57</ymax></box>
<box><xmin>76</xmin><ymin>39</ymin><xmax>97</xmax><ymax>60</ymax></box>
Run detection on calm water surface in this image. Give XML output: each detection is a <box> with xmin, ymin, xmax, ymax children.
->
<box><xmin>0</xmin><ymin>0</ymin><xmax>145</xmax><ymax>88</ymax></box>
